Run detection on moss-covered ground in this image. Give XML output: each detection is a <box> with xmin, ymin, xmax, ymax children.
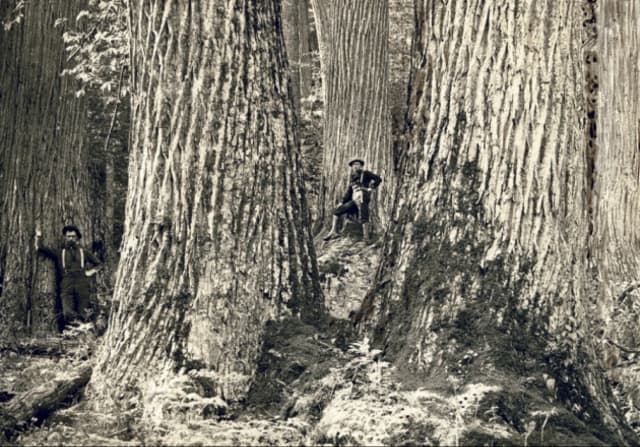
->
<box><xmin>5</xmin><ymin>229</ymin><xmax>640</xmax><ymax>446</ymax></box>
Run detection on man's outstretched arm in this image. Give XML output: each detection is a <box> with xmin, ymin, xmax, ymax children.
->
<box><xmin>34</xmin><ymin>230</ymin><xmax>56</xmax><ymax>259</ymax></box>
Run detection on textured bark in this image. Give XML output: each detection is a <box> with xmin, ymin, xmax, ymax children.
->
<box><xmin>311</xmin><ymin>0</ymin><xmax>392</xmax><ymax>230</ymax></box>
<box><xmin>91</xmin><ymin>0</ymin><xmax>323</xmax><ymax>403</ymax></box>
<box><xmin>357</xmin><ymin>0</ymin><xmax>635</xmax><ymax>443</ymax></box>
<box><xmin>592</xmin><ymin>1</ymin><xmax>640</xmax><ymax>355</ymax></box>
<box><xmin>0</xmin><ymin>0</ymin><xmax>95</xmax><ymax>337</ymax></box>
<box><xmin>282</xmin><ymin>0</ymin><xmax>313</xmax><ymax>110</ymax></box>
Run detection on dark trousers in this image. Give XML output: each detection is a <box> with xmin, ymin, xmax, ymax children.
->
<box><xmin>334</xmin><ymin>197</ymin><xmax>370</xmax><ymax>223</ymax></box>
<box><xmin>60</xmin><ymin>274</ymin><xmax>91</xmax><ymax>326</ymax></box>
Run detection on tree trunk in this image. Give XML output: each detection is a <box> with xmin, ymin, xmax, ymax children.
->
<box><xmin>282</xmin><ymin>0</ymin><xmax>313</xmax><ymax>111</ymax></box>
<box><xmin>0</xmin><ymin>0</ymin><xmax>95</xmax><ymax>337</ymax></box>
<box><xmin>311</xmin><ymin>0</ymin><xmax>392</xmax><ymax>231</ymax></box>
<box><xmin>357</xmin><ymin>0</ymin><xmax>636</xmax><ymax>443</ymax></box>
<box><xmin>592</xmin><ymin>0</ymin><xmax>640</xmax><ymax>361</ymax></box>
<box><xmin>91</xmin><ymin>0</ymin><xmax>323</xmax><ymax>405</ymax></box>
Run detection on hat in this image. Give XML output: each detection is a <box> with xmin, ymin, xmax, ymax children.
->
<box><xmin>62</xmin><ymin>225</ymin><xmax>82</xmax><ymax>239</ymax></box>
<box><xmin>348</xmin><ymin>158</ymin><xmax>365</xmax><ymax>167</ymax></box>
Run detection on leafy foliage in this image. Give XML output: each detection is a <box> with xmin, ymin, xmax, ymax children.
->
<box><xmin>286</xmin><ymin>336</ymin><xmax>508</xmax><ymax>446</ymax></box>
<box><xmin>1</xmin><ymin>0</ymin><xmax>24</xmax><ymax>31</ymax></box>
<box><xmin>59</xmin><ymin>0</ymin><xmax>128</xmax><ymax>103</ymax></box>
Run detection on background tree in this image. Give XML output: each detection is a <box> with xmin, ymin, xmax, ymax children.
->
<box><xmin>591</xmin><ymin>0</ymin><xmax>640</xmax><ymax>408</ymax></box>
<box><xmin>389</xmin><ymin>0</ymin><xmax>414</xmax><ymax>166</ymax></box>
<box><xmin>357</xmin><ymin>0</ymin><xmax>636</xmax><ymax>443</ymax></box>
<box><xmin>91</xmin><ymin>0</ymin><xmax>323</xmax><ymax>405</ymax></box>
<box><xmin>282</xmin><ymin>0</ymin><xmax>314</xmax><ymax>112</ymax></box>
<box><xmin>282</xmin><ymin>0</ymin><xmax>323</xmax><ymax>221</ymax></box>
<box><xmin>311</xmin><ymin>0</ymin><xmax>392</xmax><ymax>232</ymax></box>
<box><xmin>0</xmin><ymin>0</ymin><xmax>98</xmax><ymax>336</ymax></box>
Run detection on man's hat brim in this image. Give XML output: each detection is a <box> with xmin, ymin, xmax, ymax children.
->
<box><xmin>62</xmin><ymin>225</ymin><xmax>82</xmax><ymax>239</ymax></box>
<box><xmin>348</xmin><ymin>159</ymin><xmax>365</xmax><ymax>167</ymax></box>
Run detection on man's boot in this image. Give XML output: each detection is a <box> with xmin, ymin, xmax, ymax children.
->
<box><xmin>323</xmin><ymin>216</ymin><xmax>341</xmax><ymax>241</ymax></box>
<box><xmin>362</xmin><ymin>223</ymin><xmax>370</xmax><ymax>242</ymax></box>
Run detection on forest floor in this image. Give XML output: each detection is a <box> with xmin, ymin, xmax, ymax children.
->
<box><xmin>4</xmin><ymin>228</ymin><xmax>640</xmax><ymax>445</ymax></box>
<box><xmin>1</xmin><ymin>229</ymin><xmax>390</xmax><ymax>446</ymax></box>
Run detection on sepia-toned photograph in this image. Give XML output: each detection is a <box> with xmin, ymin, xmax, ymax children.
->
<box><xmin>1</xmin><ymin>0</ymin><xmax>639</xmax><ymax>445</ymax></box>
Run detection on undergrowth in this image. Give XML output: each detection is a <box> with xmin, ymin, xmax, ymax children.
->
<box><xmin>285</xmin><ymin>336</ymin><xmax>509</xmax><ymax>446</ymax></box>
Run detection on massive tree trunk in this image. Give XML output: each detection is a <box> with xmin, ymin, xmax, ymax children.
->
<box><xmin>91</xmin><ymin>0</ymin><xmax>323</xmax><ymax>405</ymax></box>
<box><xmin>0</xmin><ymin>0</ymin><xmax>95</xmax><ymax>337</ymax></box>
<box><xmin>592</xmin><ymin>0</ymin><xmax>640</xmax><ymax>359</ymax></box>
<box><xmin>282</xmin><ymin>0</ymin><xmax>313</xmax><ymax>111</ymax></box>
<box><xmin>311</xmin><ymin>0</ymin><xmax>392</xmax><ymax>231</ymax></box>
<box><xmin>357</xmin><ymin>0</ymin><xmax>636</xmax><ymax>443</ymax></box>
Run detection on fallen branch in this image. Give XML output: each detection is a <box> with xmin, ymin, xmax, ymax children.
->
<box><xmin>0</xmin><ymin>337</ymin><xmax>81</xmax><ymax>356</ymax></box>
<box><xmin>0</xmin><ymin>364</ymin><xmax>92</xmax><ymax>442</ymax></box>
<box><xmin>606</xmin><ymin>338</ymin><xmax>640</xmax><ymax>355</ymax></box>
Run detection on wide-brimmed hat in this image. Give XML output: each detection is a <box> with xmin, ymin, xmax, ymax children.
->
<box><xmin>62</xmin><ymin>225</ymin><xmax>82</xmax><ymax>239</ymax></box>
<box><xmin>348</xmin><ymin>158</ymin><xmax>365</xmax><ymax>167</ymax></box>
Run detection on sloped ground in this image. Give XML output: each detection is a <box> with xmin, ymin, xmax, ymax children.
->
<box><xmin>316</xmin><ymin>231</ymin><xmax>381</xmax><ymax>320</ymax></box>
<box><xmin>6</xmin><ymin>233</ymin><xmax>524</xmax><ymax>446</ymax></box>
<box><xmin>8</xmin><ymin>233</ymin><xmax>640</xmax><ymax>445</ymax></box>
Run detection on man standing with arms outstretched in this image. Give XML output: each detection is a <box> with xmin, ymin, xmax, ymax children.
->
<box><xmin>35</xmin><ymin>225</ymin><xmax>102</xmax><ymax>329</ymax></box>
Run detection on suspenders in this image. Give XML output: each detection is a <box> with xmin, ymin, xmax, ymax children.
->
<box><xmin>61</xmin><ymin>248</ymin><xmax>84</xmax><ymax>272</ymax></box>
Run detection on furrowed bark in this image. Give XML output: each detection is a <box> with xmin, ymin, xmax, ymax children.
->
<box><xmin>91</xmin><ymin>0</ymin><xmax>323</xmax><ymax>405</ymax></box>
<box><xmin>357</xmin><ymin>0</ymin><xmax>636</xmax><ymax>443</ymax></box>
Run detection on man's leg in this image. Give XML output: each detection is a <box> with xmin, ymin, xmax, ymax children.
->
<box><xmin>60</xmin><ymin>279</ymin><xmax>79</xmax><ymax>328</ymax></box>
<box><xmin>323</xmin><ymin>215</ymin><xmax>341</xmax><ymax>241</ymax></box>
<box><xmin>359</xmin><ymin>200</ymin><xmax>371</xmax><ymax>242</ymax></box>
<box><xmin>324</xmin><ymin>202</ymin><xmax>357</xmax><ymax>240</ymax></box>
<box><xmin>69</xmin><ymin>277</ymin><xmax>92</xmax><ymax>323</ymax></box>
